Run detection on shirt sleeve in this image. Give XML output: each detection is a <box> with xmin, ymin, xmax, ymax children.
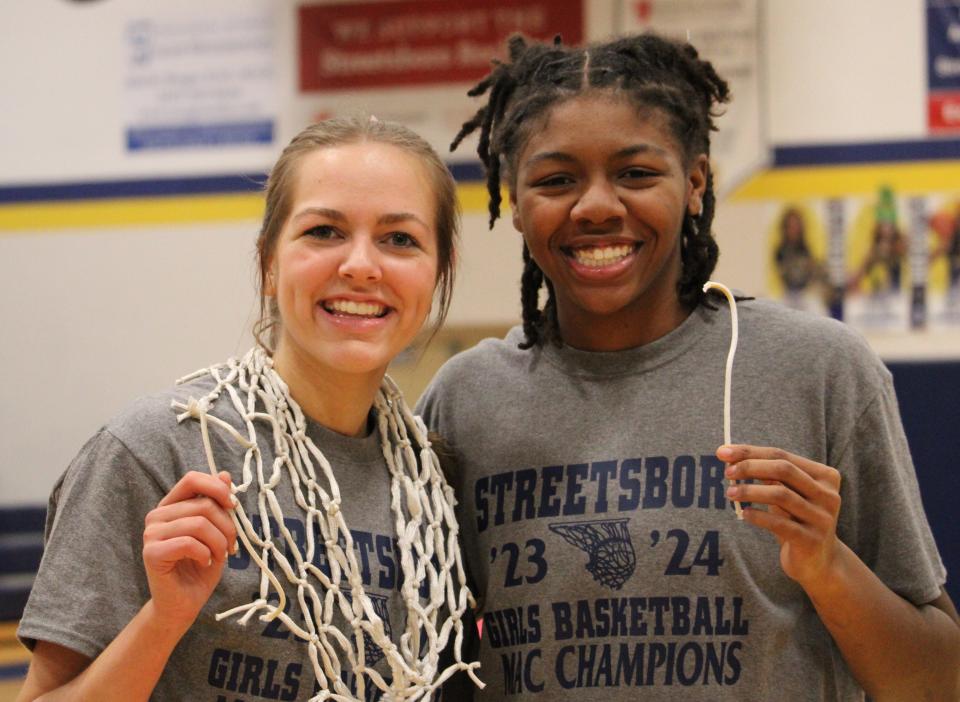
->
<box><xmin>415</xmin><ymin>381</ymin><xmax>441</xmax><ymax>435</ymax></box>
<box><xmin>17</xmin><ymin>429</ymin><xmax>165</xmax><ymax>658</ymax></box>
<box><xmin>834</xmin><ymin>373</ymin><xmax>947</xmax><ymax>606</ymax></box>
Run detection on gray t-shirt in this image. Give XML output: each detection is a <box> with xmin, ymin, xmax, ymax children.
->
<box><xmin>20</xmin><ymin>370</ymin><xmax>437</xmax><ymax>701</ymax></box>
<box><xmin>417</xmin><ymin>299</ymin><xmax>946</xmax><ymax>701</ymax></box>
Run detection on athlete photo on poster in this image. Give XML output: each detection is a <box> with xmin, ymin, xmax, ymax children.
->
<box><xmin>767</xmin><ymin>204</ymin><xmax>828</xmax><ymax>315</ymax></box>
<box><xmin>844</xmin><ymin>187</ymin><xmax>913</xmax><ymax>331</ymax></box>
<box><xmin>928</xmin><ymin>197</ymin><xmax>960</xmax><ymax>327</ymax></box>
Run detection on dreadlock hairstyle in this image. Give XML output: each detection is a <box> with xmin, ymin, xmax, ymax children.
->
<box><xmin>451</xmin><ymin>33</ymin><xmax>731</xmax><ymax>348</ymax></box>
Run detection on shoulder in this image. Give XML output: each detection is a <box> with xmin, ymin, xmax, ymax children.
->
<box><xmin>103</xmin><ymin>372</ymin><xmax>222</xmax><ymax>450</ymax></box>
<box><xmin>730</xmin><ymin>297</ymin><xmax>891</xmax><ymax>391</ymax></box>
<box><xmin>81</xmin><ymin>369</ymin><xmax>245</xmax><ymax>495</ymax></box>
<box><xmin>737</xmin><ymin>298</ymin><xmax>881</xmax><ymax>359</ymax></box>
<box><xmin>44</xmin><ymin>376</ymin><xmax>224</xmax><ymax>536</ymax></box>
<box><xmin>423</xmin><ymin>327</ymin><xmax>529</xmax><ymax>397</ymax></box>
<box><xmin>417</xmin><ymin>327</ymin><xmax>531</xmax><ymax>430</ymax></box>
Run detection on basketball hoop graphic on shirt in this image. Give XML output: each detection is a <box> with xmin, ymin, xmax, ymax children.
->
<box><xmin>548</xmin><ymin>518</ymin><xmax>636</xmax><ymax>590</ymax></box>
<box><xmin>343</xmin><ymin>592</ymin><xmax>393</xmax><ymax>667</ymax></box>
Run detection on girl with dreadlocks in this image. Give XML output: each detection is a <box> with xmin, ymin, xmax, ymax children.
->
<box><xmin>18</xmin><ymin>116</ymin><xmax>481</xmax><ymax>701</ymax></box>
<box><xmin>417</xmin><ymin>33</ymin><xmax>959</xmax><ymax>700</ymax></box>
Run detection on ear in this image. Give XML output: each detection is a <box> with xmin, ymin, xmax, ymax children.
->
<box><xmin>510</xmin><ymin>191</ymin><xmax>523</xmax><ymax>233</ymax></box>
<box><xmin>264</xmin><ymin>264</ymin><xmax>277</xmax><ymax>297</ymax></box>
<box><xmin>686</xmin><ymin>154</ymin><xmax>709</xmax><ymax>217</ymax></box>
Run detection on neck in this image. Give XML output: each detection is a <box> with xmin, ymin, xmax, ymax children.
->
<box><xmin>558</xmin><ymin>298</ymin><xmax>691</xmax><ymax>352</ymax></box>
<box><xmin>270</xmin><ymin>343</ymin><xmax>382</xmax><ymax>438</ymax></box>
<box><xmin>560</xmin><ymin>307</ymin><xmax>690</xmax><ymax>351</ymax></box>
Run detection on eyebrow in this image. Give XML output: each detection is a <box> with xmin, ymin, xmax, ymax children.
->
<box><xmin>615</xmin><ymin>144</ymin><xmax>669</xmax><ymax>158</ymax></box>
<box><xmin>523</xmin><ymin>151</ymin><xmax>576</xmax><ymax>167</ymax></box>
<box><xmin>292</xmin><ymin>207</ymin><xmax>428</xmax><ymax>228</ymax></box>
<box><xmin>523</xmin><ymin>144</ymin><xmax>668</xmax><ymax>168</ymax></box>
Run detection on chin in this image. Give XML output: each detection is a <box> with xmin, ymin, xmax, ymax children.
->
<box><xmin>573</xmin><ymin>294</ymin><xmax>639</xmax><ymax>317</ymax></box>
<box><xmin>324</xmin><ymin>352</ymin><xmax>392</xmax><ymax>378</ymax></box>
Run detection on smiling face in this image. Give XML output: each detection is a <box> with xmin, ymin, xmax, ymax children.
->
<box><xmin>267</xmin><ymin>142</ymin><xmax>439</xmax><ymax>383</ymax></box>
<box><xmin>510</xmin><ymin>94</ymin><xmax>707</xmax><ymax>351</ymax></box>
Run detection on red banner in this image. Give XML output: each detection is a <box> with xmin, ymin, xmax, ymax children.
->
<box><xmin>929</xmin><ymin>92</ymin><xmax>960</xmax><ymax>132</ymax></box>
<box><xmin>298</xmin><ymin>0</ymin><xmax>583</xmax><ymax>91</ymax></box>
<box><xmin>927</xmin><ymin>1</ymin><xmax>960</xmax><ymax>133</ymax></box>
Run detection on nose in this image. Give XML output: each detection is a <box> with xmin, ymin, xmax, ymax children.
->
<box><xmin>570</xmin><ymin>178</ymin><xmax>626</xmax><ymax>228</ymax></box>
<box><xmin>339</xmin><ymin>236</ymin><xmax>382</xmax><ymax>283</ymax></box>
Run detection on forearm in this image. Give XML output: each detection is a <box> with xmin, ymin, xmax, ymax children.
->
<box><xmin>32</xmin><ymin>600</ymin><xmax>190</xmax><ymax>702</ymax></box>
<box><xmin>806</xmin><ymin>541</ymin><xmax>960</xmax><ymax>701</ymax></box>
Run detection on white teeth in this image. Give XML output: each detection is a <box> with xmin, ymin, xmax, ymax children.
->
<box><xmin>325</xmin><ymin>300</ymin><xmax>385</xmax><ymax>317</ymax></box>
<box><xmin>572</xmin><ymin>244</ymin><xmax>633</xmax><ymax>267</ymax></box>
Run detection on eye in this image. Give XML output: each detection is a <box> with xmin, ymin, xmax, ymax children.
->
<box><xmin>533</xmin><ymin>173</ymin><xmax>575</xmax><ymax>189</ymax></box>
<box><xmin>384</xmin><ymin>231</ymin><xmax>419</xmax><ymax>248</ymax></box>
<box><xmin>620</xmin><ymin>167</ymin><xmax>658</xmax><ymax>181</ymax></box>
<box><xmin>303</xmin><ymin>224</ymin><xmax>341</xmax><ymax>240</ymax></box>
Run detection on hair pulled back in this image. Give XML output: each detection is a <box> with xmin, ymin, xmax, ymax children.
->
<box><xmin>451</xmin><ymin>33</ymin><xmax>730</xmax><ymax>347</ymax></box>
<box><xmin>254</xmin><ymin>115</ymin><xmax>459</xmax><ymax>350</ymax></box>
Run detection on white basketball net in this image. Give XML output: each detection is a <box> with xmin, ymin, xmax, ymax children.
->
<box><xmin>171</xmin><ymin>347</ymin><xmax>483</xmax><ymax>701</ymax></box>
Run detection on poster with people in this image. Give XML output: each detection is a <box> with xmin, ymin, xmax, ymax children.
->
<box><xmin>928</xmin><ymin>197</ymin><xmax>960</xmax><ymax>325</ymax></box>
<box><xmin>767</xmin><ymin>189</ymin><xmax>960</xmax><ymax>331</ymax></box>
<box><xmin>767</xmin><ymin>204</ymin><xmax>828</xmax><ymax>315</ymax></box>
<box><xmin>844</xmin><ymin>187</ymin><xmax>913</xmax><ymax>331</ymax></box>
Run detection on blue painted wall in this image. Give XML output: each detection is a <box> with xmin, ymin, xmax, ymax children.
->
<box><xmin>888</xmin><ymin>361</ymin><xmax>960</xmax><ymax>605</ymax></box>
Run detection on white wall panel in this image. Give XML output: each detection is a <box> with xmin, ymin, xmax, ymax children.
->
<box><xmin>2</xmin><ymin>0</ymin><xmax>953</xmax><ymax>504</ymax></box>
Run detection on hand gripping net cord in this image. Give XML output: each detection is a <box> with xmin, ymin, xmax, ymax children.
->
<box><xmin>702</xmin><ymin>281</ymin><xmax>744</xmax><ymax>519</ymax></box>
<box><xmin>170</xmin><ymin>347</ymin><xmax>483</xmax><ymax>701</ymax></box>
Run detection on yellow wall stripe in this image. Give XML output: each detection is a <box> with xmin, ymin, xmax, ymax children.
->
<box><xmin>456</xmin><ymin>183</ymin><xmax>499</xmax><ymax>216</ymax></box>
<box><xmin>9</xmin><ymin>161</ymin><xmax>957</xmax><ymax>231</ymax></box>
<box><xmin>732</xmin><ymin>160</ymin><xmax>960</xmax><ymax>201</ymax></box>
<box><xmin>0</xmin><ymin>193</ymin><xmax>264</xmax><ymax>232</ymax></box>
<box><xmin>0</xmin><ymin>184</ymin><xmax>498</xmax><ymax>232</ymax></box>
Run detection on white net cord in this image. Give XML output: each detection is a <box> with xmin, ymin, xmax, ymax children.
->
<box><xmin>702</xmin><ymin>281</ymin><xmax>744</xmax><ymax>520</ymax></box>
<box><xmin>171</xmin><ymin>347</ymin><xmax>483</xmax><ymax>701</ymax></box>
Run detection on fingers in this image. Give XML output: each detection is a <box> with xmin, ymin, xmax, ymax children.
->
<box><xmin>158</xmin><ymin>470</ymin><xmax>236</xmax><ymax>511</ymax></box>
<box><xmin>726</xmin><ymin>482</ymin><xmax>837</xmax><ymax>530</ymax></box>
<box><xmin>718</xmin><ymin>445</ymin><xmax>841</xmax><ymax>489</ymax></box>
<box><xmin>143</xmin><ymin>534</ymin><xmax>222</xmax><ymax>569</ymax></box>
<box><xmin>717</xmin><ymin>444</ymin><xmax>842</xmax><ymax>524</ymax></box>
<box><xmin>725</xmin><ymin>459</ymin><xmax>831</xmax><ymax>506</ymax></box>
<box><xmin>146</xmin><ymin>496</ymin><xmax>238</xmax><ymax>552</ymax></box>
<box><xmin>144</xmin><ymin>471</ymin><xmax>239</xmax><ymax>570</ymax></box>
<box><xmin>145</xmin><ymin>513</ymin><xmax>233</xmax><ymax>564</ymax></box>
<box><xmin>739</xmin><ymin>502</ymin><xmax>816</xmax><ymax>543</ymax></box>
<box><xmin>718</xmin><ymin>444</ymin><xmax>843</xmax><ymax>585</ymax></box>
